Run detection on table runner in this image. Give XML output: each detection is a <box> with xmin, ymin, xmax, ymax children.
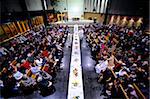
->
<box><xmin>67</xmin><ymin>25</ymin><xmax>84</xmax><ymax>99</ymax></box>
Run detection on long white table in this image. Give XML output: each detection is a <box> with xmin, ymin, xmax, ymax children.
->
<box><xmin>67</xmin><ymin>25</ymin><xmax>84</xmax><ymax>99</ymax></box>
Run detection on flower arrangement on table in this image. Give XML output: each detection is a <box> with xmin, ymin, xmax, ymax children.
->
<box><xmin>74</xmin><ymin>51</ymin><xmax>78</xmax><ymax>55</ymax></box>
<box><xmin>73</xmin><ymin>96</ymin><xmax>80</xmax><ymax>99</ymax></box>
<box><xmin>75</xmin><ymin>42</ymin><xmax>78</xmax><ymax>44</ymax></box>
<box><xmin>72</xmin><ymin>80</ymin><xmax>79</xmax><ymax>87</ymax></box>
<box><xmin>75</xmin><ymin>46</ymin><xmax>78</xmax><ymax>49</ymax></box>
<box><xmin>73</xmin><ymin>68</ymin><xmax>78</xmax><ymax>77</ymax></box>
<box><xmin>74</xmin><ymin>58</ymin><xmax>79</xmax><ymax>62</ymax></box>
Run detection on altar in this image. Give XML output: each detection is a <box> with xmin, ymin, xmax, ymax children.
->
<box><xmin>54</xmin><ymin>19</ymin><xmax>93</xmax><ymax>26</ymax></box>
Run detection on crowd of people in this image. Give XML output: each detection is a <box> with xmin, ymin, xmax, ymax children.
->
<box><xmin>0</xmin><ymin>24</ymin><xmax>69</xmax><ymax>98</ymax></box>
<box><xmin>84</xmin><ymin>24</ymin><xmax>149</xmax><ymax>98</ymax></box>
<box><xmin>0</xmin><ymin>22</ymin><xmax>149</xmax><ymax>98</ymax></box>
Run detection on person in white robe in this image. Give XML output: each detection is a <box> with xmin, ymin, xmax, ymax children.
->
<box><xmin>95</xmin><ymin>60</ymin><xmax>108</xmax><ymax>74</ymax></box>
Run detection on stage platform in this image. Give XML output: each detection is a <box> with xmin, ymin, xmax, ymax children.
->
<box><xmin>53</xmin><ymin>20</ymin><xmax>94</xmax><ymax>26</ymax></box>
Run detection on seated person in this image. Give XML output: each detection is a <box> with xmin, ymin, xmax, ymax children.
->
<box><xmin>2</xmin><ymin>73</ymin><xmax>18</xmax><ymax>97</ymax></box>
<box><xmin>34</xmin><ymin>57</ymin><xmax>43</xmax><ymax>66</ymax></box>
<box><xmin>126</xmin><ymin>84</ymin><xmax>138</xmax><ymax>99</ymax></box>
<box><xmin>38</xmin><ymin>71</ymin><xmax>52</xmax><ymax>81</ymax></box>
<box><xmin>30</xmin><ymin>65</ymin><xmax>40</xmax><ymax>74</ymax></box>
<box><xmin>41</xmin><ymin>47</ymin><xmax>50</xmax><ymax>58</ymax></box>
<box><xmin>100</xmin><ymin>50</ymin><xmax>108</xmax><ymax>60</ymax></box>
<box><xmin>19</xmin><ymin>75</ymin><xmax>36</xmax><ymax>95</ymax></box>
<box><xmin>95</xmin><ymin>59</ymin><xmax>108</xmax><ymax>74</ymax></box>
<box><xmin>21</xmin><ymin>59</ymin><xmax>31</xmax><ymax>70</ymax></box>
<box><xmin>37</xmin><ymin>76</ymin><xmax>55</xmax><ymax>96</ymax></box>
<box><xmin>47</xmin><ymin>54</ymin><xmax>56</xmax><ymax>67</ymax></box>
<box><xmin>27</xmin><ymin>53</ymin><xmax>34</xmax><ymax>63</ymax></box>
<box><xmin>0</xmin><ymin>46</ymin><xmax>10</xmax><ymax>56</ymax></box>
<box><xmin>107</xmin><ymin>53</ymin><xmax>124</xmax><ymax>70</ymax></box>
<box><xmin>13</xmin><ymin>71</ymin><xmax>23</xmax><ymax>81</ymax></box>
<box><xmin>0</xmin><ymin>68</ymin><xmax>9</xmax><ymax>81</ymax></box>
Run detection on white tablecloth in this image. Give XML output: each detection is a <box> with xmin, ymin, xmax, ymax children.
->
<box><xmin>68</xmin><ymin>25</ymin><xmax>84</xmax><ymax>99</ymax></box>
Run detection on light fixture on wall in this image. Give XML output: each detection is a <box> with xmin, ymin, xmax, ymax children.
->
<box><xmin>130</xmin><ymin>18</ymin><xmax>134</xmax><ymax>23</ymax></box>
<box><xmin>137</xmin><ymin>18</ymin><xmax>142</xmax><ymax>23</ymax></box>
<box><xmin>128</xmin><ymin>18</ymin><xmax>134</xmax><ymax>27</ymax></box>
<box><xmin>136</xmin><ymin>18</ymin><xmax>143</xmax><ymax>27</ymax></box>
<box><xmin>85</xmin><ymin>8</ymin><xmax>87</xmax><ymax>11</ymax></box>
<box><xmin>123</xmin><ymin>17</ymin><xmax>127</xmax><ymax>22</ymax></box>
<box><xmin>109</xmin><ymin>15</ymin><xmax>114</xmax><ymax>24</ymax></box>
<box><xmin>93</xmin><ymin>8</ymin><xmax>96</xmax><ymax>13</ymax></box>
<box><xmin>116</xmin><ymin>16</ymin><xmax>120</xmax><ymax>25</ymax></box>
<box><xmin>121</xmin><ymin>17</ymin><xmax>127</xmax><ymax>26</ymax></box>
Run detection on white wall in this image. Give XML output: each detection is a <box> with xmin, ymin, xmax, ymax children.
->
<box><xmin>68</xmin><ymin>0</ymin><xmax>84</xmax><ymax>19</ymax></box>
<box><xmin>25</xmin><ymin>0</ymin><xmax>43</xmax><ymax>11</ymax></box>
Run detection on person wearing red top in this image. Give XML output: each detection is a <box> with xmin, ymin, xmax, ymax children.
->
<box><xmin>21</xmin><ymin>60</ymin><xmax>31</xmax><ymax>69</ymax></box>
<box><xmin>42</xmin><ymin>47</ymin><xmax>49</xmax><ymax>57</ymax></box>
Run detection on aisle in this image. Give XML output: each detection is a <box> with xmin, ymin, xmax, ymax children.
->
<box><xmin>81</xmin><ymin>36</ymin><xmax>104</xmax><ymax>99</ymax></box>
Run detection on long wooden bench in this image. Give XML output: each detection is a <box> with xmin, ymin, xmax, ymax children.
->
<box><xmin>111</xmin><ymin>68</ymin><xmax>146</xmax><ymax>99</ymax></box>
<box><xmin>0</xmin><ymin>24</ymin><xmax>43</xmax><ymax>44</ymax></box>
<box><xmin>0</xmin><ymin>31</ymin><xmax>29</xmax><ymax>44</ymax></box>
<box><xmin>126</xmin><ymin>73</ymin><xmax>146</xmax><ymax>99</ymax></box>
<box><xmin>97</xmin><ymin>68</ymin><xmax>129</xmax><ymax>99</ymax></box>
<box><xmin>110</xmin><ymin>69</ymin><xmax>129</xmax><ymax>99</ymax></box>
